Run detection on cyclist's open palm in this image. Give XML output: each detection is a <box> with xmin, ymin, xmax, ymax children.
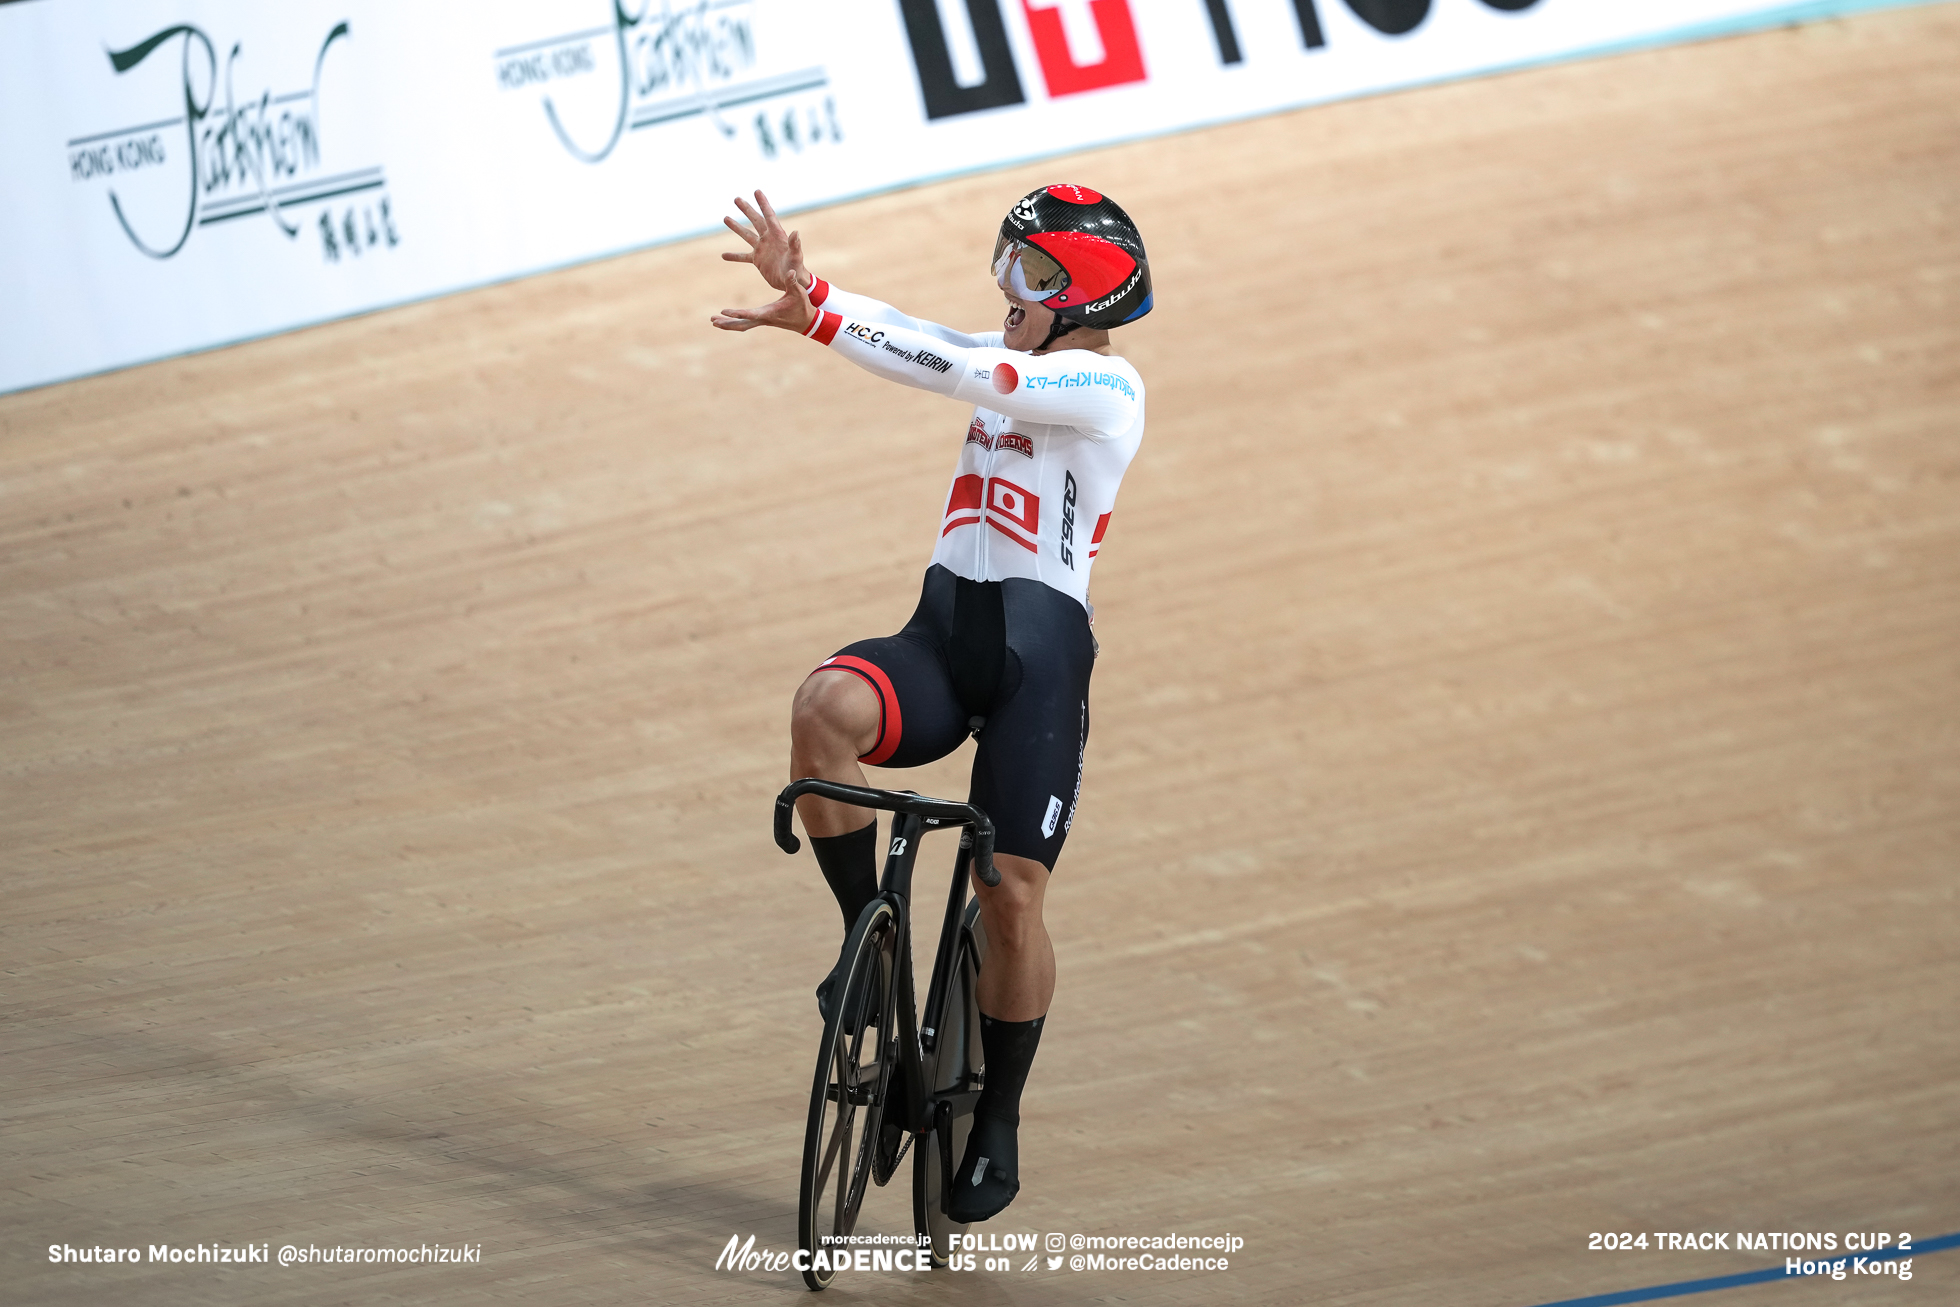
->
<box><xmin>711</xmin><ymin>249</ymin><xmax>814</xmax><ymax>334</ymax></box>
<box><xmin>721</xmin><ymin>190</ymin><xmax>806</xmax><ymax>291</ymax></box>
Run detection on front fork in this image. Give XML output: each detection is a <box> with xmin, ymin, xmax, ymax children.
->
<box><xmin>878</xmin><ymin>813</ymin><xmax>931</xmax><ymax>1136</ymax></box>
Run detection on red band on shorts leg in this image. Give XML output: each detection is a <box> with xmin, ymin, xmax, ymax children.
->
<box><xmin>815</xmin><ymin>655</ymin><xmax>905</xmax><ymax>766</ymax></box>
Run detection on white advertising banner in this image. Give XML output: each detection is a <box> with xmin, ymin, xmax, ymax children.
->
<box><xmin>0</xmin><ymin>0</ymin><xmax>1933</xmax><ymax>394</ymax></box>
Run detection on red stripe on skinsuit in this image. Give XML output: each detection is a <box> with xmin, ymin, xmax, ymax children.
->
<box><xmin>946</xmin><ymin>473</ymin><xmax>984</xmax><ymax>514</ymax></box>
<box><xmin>817</xmin><ymin>655</ymin><xmax>905</xmax><ymax>766</ymax></box>
<box><xmin>986</xmin><ymin>516</ymin><xmax>1038</xmax><ymax>552</ymax></box>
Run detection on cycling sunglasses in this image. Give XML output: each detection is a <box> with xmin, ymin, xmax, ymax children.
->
<box><xmin>992</xmin><ymin>235</ymin><xmax>1068</xmax><ymax>301</ymax></box>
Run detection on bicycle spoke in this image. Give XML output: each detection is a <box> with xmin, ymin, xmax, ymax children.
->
<box><xmin>807</xmin><ymin>1034</ymin><xmax>854</xmax><ymax>1207</ymax></box>
<box><xmin>813</xmin><ymin>1072</ymin><xmax>852</xmax><ymax>1199</ymax></box>
<box><xmin>832</xmin><ymin>1111</ymin><xmax>856</xmax><ymax>1235</ymax></box>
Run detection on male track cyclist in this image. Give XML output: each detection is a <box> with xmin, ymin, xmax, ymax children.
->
<box><xmin>713</xmin><ymin>185</ymin><xmax>1152</xmax><ymax>1223</ymax></box>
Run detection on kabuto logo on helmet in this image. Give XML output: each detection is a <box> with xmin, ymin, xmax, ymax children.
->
<box><xmin>995</xmin><ymin>185</ymin><xmax>1152</xmax><ymax>331</ymax></box>
<box><xmin>1083</xmin><ymin>268</ymin><xmax>1146</xmax><ymax>315</ymax></box>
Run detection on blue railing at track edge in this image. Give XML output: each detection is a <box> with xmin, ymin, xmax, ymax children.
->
<box><xmin>1522</xmin><ymin>1230</ymin><xmax>1960</xmax><ymax>1307</ymax></box>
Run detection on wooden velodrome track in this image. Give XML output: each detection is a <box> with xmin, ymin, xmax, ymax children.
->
<box><xmin>6</xmin><ymin>7</ymin><xmax>1957</xmax><ymax>1305</ymax></box>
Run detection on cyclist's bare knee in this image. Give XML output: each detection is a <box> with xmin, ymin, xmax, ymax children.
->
<box><xmin>973</xmin><ymin>853</ymin><xmax>1048</xmax><ymax>948</ymax></box>
<box><xmin>791</xmin><ymin>668</ymin><xmax>881</xmax><ymax>760</ymax></box>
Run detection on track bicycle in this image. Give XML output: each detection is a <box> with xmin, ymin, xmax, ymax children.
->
<box><xmin>774</xmin><ymin>778</ymin><xmax>997</xmax><ymax>1291</ymax></box>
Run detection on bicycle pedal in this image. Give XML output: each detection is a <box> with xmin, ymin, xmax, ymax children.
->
<box><xmin>826</xmin><ymin>1069</ymin><xmax>883</xmax><ymax>1107</ymax></box>
<box><xmin>825</xmin><ymin>1085</ymin><xmax>879</xmax><ymax>1106</ymax></box>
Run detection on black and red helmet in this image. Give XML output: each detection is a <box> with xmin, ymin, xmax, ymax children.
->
<box><xmin>993</xmin><ymin>184</ymin><xmax>1152</xmax><ymax>331</ymax></box>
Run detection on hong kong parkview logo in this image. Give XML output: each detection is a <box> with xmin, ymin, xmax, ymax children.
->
<box><xmin>65</xmin><ymin>20</ymin><xmax>395</xmax><ymax>263</ymax></box>
<box><xmin>493</xmin><ymin>0</ymin><xmax>840</xmax><ymax>164</ymax></box>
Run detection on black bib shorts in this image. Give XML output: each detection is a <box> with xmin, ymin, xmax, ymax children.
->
<box><xmin>815</xmin><ymin>565</ymin><xmax>1095</xmax><ymax>870</ymax></box>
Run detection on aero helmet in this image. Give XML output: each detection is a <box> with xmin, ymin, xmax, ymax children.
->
<box><xmin>994</xmin><ymin>184</ymin><xmax>1152</xmax><ymax>343</ymax></box>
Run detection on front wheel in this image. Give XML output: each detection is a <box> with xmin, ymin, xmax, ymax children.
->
<box><xmin>799</xmin><ymin>898</ymin><xmax>899</xmax><ymax>1291</ymax></box>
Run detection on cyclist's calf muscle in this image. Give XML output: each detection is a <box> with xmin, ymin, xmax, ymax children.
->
<box><xmin>971</xmin><ymin>856</ymin><xmax>1054</xmax><ymax>1022</ymax></box>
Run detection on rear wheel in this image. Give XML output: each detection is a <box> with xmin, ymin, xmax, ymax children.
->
<box><xmin>913</xmin><ymin>903</ymin><xmax>986</xmax><ymax>1267</ymax></box>
<box><xmin>799</xmin><ymin>899</ymin><xmax>899</xmax><ymax>1290</ymax></box>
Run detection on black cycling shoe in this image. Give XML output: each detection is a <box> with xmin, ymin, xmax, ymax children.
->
<box><xmin>814</xmin><ymin>959</ymin><xmax>843</xmax><ymax>1022</ymax></box>
<box><xmin>945</xmin><ymin>1112</ymin><xmax>1020</xmax><ymax>1223</ymax></box>
<box><xmin>815</xmin><ymin>955</ymin><xmax>877</xmax><ymax>1035</ymax></box>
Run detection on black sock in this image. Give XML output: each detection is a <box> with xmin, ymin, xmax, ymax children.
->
<box><xmin>975</xmin><ymin>1013</ymin><xmax>1045</xmax><ymax>1124</ymax></box>
<box><xmin>811</xmin><ymin>821</ymin><xmax>879</xmax><ymax>930</ymax></box>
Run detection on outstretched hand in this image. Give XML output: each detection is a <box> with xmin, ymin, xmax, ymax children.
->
<box><xmin>720</xmin><ymin>190</ymin><xmax>807</xmax><ymax>292</ymax></box>
<box><xmin>711</xmin><ymin>253</ymin><xmax>815</xmax><ymax>333</ymax></box>
<box><xmin>713</xmin><ymin>189</ymin><xmax>816</xmax><ymax>333</ymax></box>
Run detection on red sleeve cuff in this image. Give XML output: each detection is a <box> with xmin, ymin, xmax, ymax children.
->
<box><xmin>802</xmin><ymin>309</ymin><xmax>842</xmax><ymax>345</ymax></box>
<box><xmin>806</xmin><ymin>274</ymin><xmax>831</xmax><ymax>307</ymax></box>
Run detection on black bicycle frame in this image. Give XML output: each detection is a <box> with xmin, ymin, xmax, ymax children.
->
<box><xmin>776</xmin><ymin>779</ymin><xmax>996</xmax><ymax>1137</ymax></box>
